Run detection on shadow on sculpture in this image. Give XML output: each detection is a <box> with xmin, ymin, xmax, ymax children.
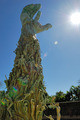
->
<box><xmin>0</xmin><ymin>4</ymin><xmax>60</xmax><ymax>120</ymax></box>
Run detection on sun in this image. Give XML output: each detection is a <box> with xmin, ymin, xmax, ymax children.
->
<box><xmin>70</xmin><ymin>12</ymin><xmax>80</xmax><ymax>25</ymax></box>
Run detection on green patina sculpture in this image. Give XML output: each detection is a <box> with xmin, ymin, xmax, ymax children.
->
<box><xmin>20</xmin><ymin>4</ymin><xmax>52</xmax><ymax>35</ymax></box>
<box><xmin>0</xmin><ymin>4</ymin><xmax>60</xmax><ymax>120</ymax></box>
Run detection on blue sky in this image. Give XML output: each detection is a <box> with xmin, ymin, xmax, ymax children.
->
<box><xmin>0</xmin><ymin>0</ymin><xmax>80</xmax><ymax>95</ymax></box>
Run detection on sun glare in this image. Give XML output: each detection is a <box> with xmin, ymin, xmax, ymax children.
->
<box><xmin>70</xmin><ymin>12</ymin><xmax>80</xmax><ymax>25</ymax></box>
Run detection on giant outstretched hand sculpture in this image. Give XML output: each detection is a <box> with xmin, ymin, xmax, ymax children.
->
<box><xmin>0</xmin><ymin>4</ymin><xmax>61</xmax><ymax>120</ymax></box>
<box><xmin>20</xmin><ymin>4</ymin><xmax>52</xmax><ymax>35</ymax></box>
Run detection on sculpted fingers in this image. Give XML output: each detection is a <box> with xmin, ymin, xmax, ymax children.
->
<box><xmin>42</xmin><ymin>23</ymin><xmax>52</xmax><ymax>31</ymax></box>
<box><xmin>20</xmin><ymin>12</ymin><xmax>31</xmax><ymax>25</ymax></box>
<box><xmin>34</xmin><ymin>11</ymin><xmax>41</xmax><ymax>21</ymax></box>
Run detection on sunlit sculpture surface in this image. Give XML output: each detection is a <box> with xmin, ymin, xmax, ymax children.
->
<box><xmin>0</xmin><ymin>4</ymin><xmax>60</xmax><ymax>120</ymax></box>
<box><xmin>20</xmin><ymin>4</ymin><xmax>52</xmax><ymax>35</ymax></box>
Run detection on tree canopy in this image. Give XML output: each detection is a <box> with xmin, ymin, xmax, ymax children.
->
<box><xmin>54</xmin><ymin>85</ymin><xmax>80</xmax><ymax>102</ymax></box>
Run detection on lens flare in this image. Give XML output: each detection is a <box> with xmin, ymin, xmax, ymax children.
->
<box><xmin>1</xmin><ymin>101</ymin><xmax>5</xmax><ymax>105</ymax></box>
<box><xmin>13</xmin><ymin>87</ymin><xmax>18</xmax><ymax>92</ymax></box>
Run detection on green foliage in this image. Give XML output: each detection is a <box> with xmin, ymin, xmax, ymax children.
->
<box><xmin>55</xmin><ymin>91</ymin><xmax>66</xmax><ymax>102</ymax></box>
<box><xmin>55</xmin><ymin>85</ymin><xmax>80</xmax><ymax>102</ymax></box>
<box><xmin>69</xmin><ymin>85</ymin><xmax>80</xmax><ymax>101</ymax></box>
